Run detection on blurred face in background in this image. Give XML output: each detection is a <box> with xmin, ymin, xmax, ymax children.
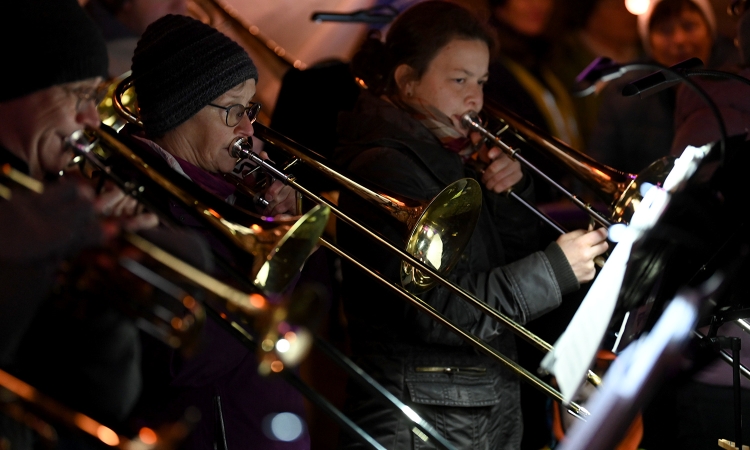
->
<box><xmin>649</xmin><ymin>6</ymin><xmax>713</xmax><ymax>66</ymax></box>
<box><xmin>493</xmin><ymin>0</ymin><xmax>554</xmax><ymax>37</ymax></box>
<box><xmin>587</xmin><ymin>0</ymin><xmax>639</xmax><ymax>51</ymax></box>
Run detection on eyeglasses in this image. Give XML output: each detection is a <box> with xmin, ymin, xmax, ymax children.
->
<box><xmin>63</xmin><ymin>83</ymin><xmax>109</xmax><ymax>112</ymax></box>
<box><xmin>208</xmin><ymin>102</ymin><xmax>261</xmax><ymax>127</ymax></box>
<box><xmin>729</xmin><ymin>0</ymin><xmax>748</xmax><ymax>16</ymax></box>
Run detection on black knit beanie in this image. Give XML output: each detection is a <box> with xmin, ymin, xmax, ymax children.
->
<box><xmin>131</xmin><ymin>14</ymin><xmax>259</xmax><ymax>137</ymax></box>
<box><xmin>0</xmin><ymin>0</ymin><xmax>108</xmax><ymax>102</ymax></box>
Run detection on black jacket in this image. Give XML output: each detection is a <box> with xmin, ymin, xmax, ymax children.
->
<box><xmin>333</xmin><ymin>93</ymin><xmax>579</xmax><ymax>449</ymax></box>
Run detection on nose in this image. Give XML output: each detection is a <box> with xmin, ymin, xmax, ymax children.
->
<box><xmin>235</xmin><ymin>111</ymin><xmax>255</xmax><ymax>137</ymax></box>
<box><xmin>466</xmin><ymin>83</ymin><xmax>483</xmax><ymax>111</ymax></box>
<box><xmin>671</xmin><ymin>26</ymin><xmax>689</xmax><ymax>46</ymax></box>
<box><xmin>77</xmin><ymin>101</ymin><xmax>101</xmax><ymax>128</ymax></box>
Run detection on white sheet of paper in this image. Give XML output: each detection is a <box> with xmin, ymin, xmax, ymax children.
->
<box><xmin>539</xmin><ymin>143</ymin><xmax>710</xmax><ymax>404</ymax></box>
<box><xmin>540</xmin><ymin>187</ymin><xmax>669</xmax><ymax>403</ymax></box>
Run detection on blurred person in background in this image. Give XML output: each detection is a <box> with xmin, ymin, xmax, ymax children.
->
<box><xmin>639</xmin><ymin>3</ymin><xmax>750</xmax><ymax>446</ymax></box>
<box><xmin>551</xmin><ymin>0</ymin><xmax>643</xmax><ymax>149</ymax></box>
<box><xmin>0</xmin><ymin>0</ymin><xmax>166</xmax><ymax>446</ymax></box>
<box><xmin>484</xmin><ymin>0</ymin><xmax>582</xmax><ymax>205</ymax></box>
<box><xmin>588</xmin><ymin>0</ymin><xmax>739</xmax><ymax>175</ymax></box>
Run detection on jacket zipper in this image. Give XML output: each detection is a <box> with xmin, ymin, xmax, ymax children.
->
<box><xmin>415</xmin><ymin>366</ymin><xmax>487</xmax><ymax>375</ymax></box>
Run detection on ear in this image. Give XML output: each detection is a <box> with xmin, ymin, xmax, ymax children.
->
<box><xmin>394</xmin><ymin>64</ymin><xmax>416</xmax><ymax>97</ymax></box>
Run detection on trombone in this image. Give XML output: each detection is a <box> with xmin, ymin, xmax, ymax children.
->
<box><xmin>0</xmin><ymin>168</ymin><xmax>318</xmax><ymax>446</ymax></box>
<box><xmin>65</xmin><ymin>126</ymin><xmax>329</xmax><ymax>295</ymax></box>
<box><xmin>108</xmin><ymin>76</ymin><xmax>593</xmax><ymax>414</ymax></box>
<box><xmin>462</xmin><ymin>98</ymin><xmax>677</xmax><ymax>231</ymax></box>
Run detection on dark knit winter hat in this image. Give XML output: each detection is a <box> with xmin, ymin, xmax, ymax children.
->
<box><xmin>131</xmin><ymin>14</ymin><xmax>258</xmax><ymax>137</ymax></box>
<box><xmin>0</xmin><ymin>0</ymin><xmax>108</xmax><ymax>102</ymax></box>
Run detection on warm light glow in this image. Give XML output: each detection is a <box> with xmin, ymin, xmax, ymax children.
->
<box><xmin>625</xmin><ymin>0</ymin><xmax>649</xmax><ymax>15</ymax></box>
<box><xmin>97</xmin><ymin>426</ymin><xmax>120</xmax><ymax>446</ymax></box>
<box><xmin>171</xmin><ymin>317</ymin><xmax>183</xmax><ymax>330</ymax></box>
<box><xmin>251</xmin><ymin>224</ymin><xmax>263</xmax><ymax>233</ymax></box>
<box><xmin>262</xmin><ymin>339</ymin><xmax>275</xmax><ymax>352</ymax></box>
<box><xmin>207</xmin><ymin>208</ymin><xmax>221</xmax><ymax>218</ymax></box>
<box><xmin>139</xmin><ymin>427</ymin><xmax>158</xmax><ymax>445</ymax></box>
<box><xmin>271</xmin><ymin>360</ymin><xmax>284</xmax><ymax>372</ymax></box>
<box><xmin>182</xmin><ymin>296</ymin><xmax>196</xmax><ymax>309</ymax></box>
<box><xmin>284</xmin><ymin>331</ymin><xmax>297</xmax><ymax>343</ymax></box>
<box><xmin>249</xmin><ymin>293</ymin><xmax>266</xmax><ymax>309</ymax></box>
<box><xmin>276</xmin><ymin>339</ymin><xmax>291</xmax><ymax>353</ymax></box>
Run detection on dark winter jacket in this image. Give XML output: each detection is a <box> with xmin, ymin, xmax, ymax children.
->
<box><xmin>333</xmin><ymin>93</ymin><xmax>579</xmax><ymax>449</ymax></box>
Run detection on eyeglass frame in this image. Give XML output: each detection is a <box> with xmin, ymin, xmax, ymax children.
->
<box><xmin>63</xmin><ymin>83</ymin><xmax>109</xmax><ymax>112</ymax></box>
<box><xmin>207</xmin><ymin>102</ymin><xmax>261</xmax><ymax>127</ymax></box>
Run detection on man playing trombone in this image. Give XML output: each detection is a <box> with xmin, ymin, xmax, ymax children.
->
<box><xmin>0</xmin><ymin>0</ymin><xmax>172</xmax><ymax>444</ymax></box>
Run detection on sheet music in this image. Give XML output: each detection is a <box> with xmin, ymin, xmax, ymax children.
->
<box><xmin>540</xmin><ymin>187</ymin><xmax>670</xmax><ymax>403</ymax></box>
<box><xmin>539</xmin><ymin>144</ymin><xmax>710</xmax><ymax>404</ymax></box>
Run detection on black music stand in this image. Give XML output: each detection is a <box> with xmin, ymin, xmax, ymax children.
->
<box><xmin>558</xmin><ymin>276</ymin><xmax>724</xmax><ymax>450</ymax></box>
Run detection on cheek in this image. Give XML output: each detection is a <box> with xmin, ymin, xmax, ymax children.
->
<box><xmin>39</xmin><ymin>133</ymin><xmax>71</xmax><ymax>173</ymax></box>
<box><xmin>213</xmin><ymin>138</ymin><xmax>238</xmax><ymax>173</ymax></box>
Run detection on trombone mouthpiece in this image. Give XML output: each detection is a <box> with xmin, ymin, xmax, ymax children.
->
<box><xmin>460</xmin><ymin>111</ymin><xmax>481</xmax><ymax>129</ymax></box>
<box><xmin>65</xmin><ymin>129</ymin><xmax>98</xmax><ymax>154</ymax></box>
<box><xmin>229</xmin><ymin>137</ymin><xmax>253</xmax><ymax>160</ymax></box>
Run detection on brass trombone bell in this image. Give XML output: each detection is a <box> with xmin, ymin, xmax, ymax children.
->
<box><xmin>249</xmin><ymin>125</ymin><xmax>483</xmax><ymax>294</ymax></box>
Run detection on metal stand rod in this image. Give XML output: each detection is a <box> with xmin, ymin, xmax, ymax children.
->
<box><xmin>733</xmin><ymin>337</ymin><xmax>743</xmax><ymax>450</ymax></box>
<box><xmin>695</xmin><ymin>330</ymin><xmax>750</xmax><ymax>380</ymax></box>
<box><xmin>280</xmin><ymin>370</ymin><xmax>385</xmax><ymax>450</ymax></box>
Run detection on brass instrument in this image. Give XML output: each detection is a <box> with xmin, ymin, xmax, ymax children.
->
<box><xmin>110</xmin><ymin>76</ymin><xmax>594</xmax><ymax>412</ymax></box>
<box><xmin>0</xmin><ymin>367</ymin><xmax>193</xmax><ymax>449</ymax></box>
<box><xmin>65</xmin><ymin>127</ymin><xmax>329</xmax><ymax>295</ymax></box>
<box><xmin>108</xmin><ymin>58</ymin><xmax>593</xmax><ymax>417</ymax></box>
<box><xmin>463</xmin><ymin>98</ymin><xmax>676</xmax><ymax>228</ymax></box>
<box><xmin>0</xmin><ymin>169</ymin><xmax>317</xmax><ymax>449</ymax></box>
<box><xmin>113</xmin><ymin>75</ymin><xmax>482</xmax><ymax>294</ymax></box>
<box><xmin>245</xmin><ymin>125</ymin><xmax>598</xmax><ymax>415</ymax></box>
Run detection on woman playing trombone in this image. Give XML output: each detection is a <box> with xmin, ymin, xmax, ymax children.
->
<box><xmin>334</xmin><ymin>2</ymin><xmax>608</xmax><ymax>448</ymax></box>
<box><xmin>118</xmin><ymin>14</ymin><xmax>309</xmax><ymax>450</ymax></box>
